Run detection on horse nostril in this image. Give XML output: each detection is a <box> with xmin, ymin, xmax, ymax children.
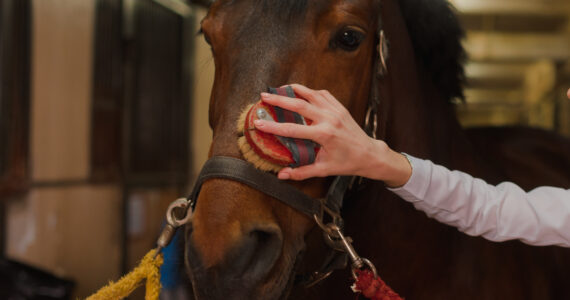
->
<box><xmin>229</xmin><ymin>224</ymin><xmax>283</xmax><ymax>281</ymax></box>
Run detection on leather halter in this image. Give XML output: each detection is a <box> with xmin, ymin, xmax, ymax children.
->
<box><xmin>188</xmin><ymin>156</ymin><xmax>349</xmax><ymax>219</ymax></box>
<box><xmin>187</xmin><ymin>10</ymin><xmax>387</xmax><ymax>288</ymax></box>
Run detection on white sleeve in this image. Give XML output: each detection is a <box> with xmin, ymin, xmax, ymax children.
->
<box><xmin>388</xmin><ymin>154</ymin><xmax>570</xmax><ymax>247</ymax></box>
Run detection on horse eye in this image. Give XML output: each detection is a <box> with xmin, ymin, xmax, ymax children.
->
<box><xmin>332</xmin><ymin>29</ymin><xmax>365</xmax><ymax>51</ymax></box>
<box><xmin>203</xmin><ymin>33</ymin><xmax>212</xmax><ymax>46</ymax></box>
<box><xmin>198</xmin><ymin>27</ymin><xmax>213</xmax><ymax>46</ymax></box>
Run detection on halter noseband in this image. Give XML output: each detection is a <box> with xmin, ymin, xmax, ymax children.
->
<box><xmin>188</xmin><ymin>156</ymin><xmax>348</xmax><ymax>220</ymax></box>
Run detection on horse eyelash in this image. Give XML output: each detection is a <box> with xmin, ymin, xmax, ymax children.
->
<box><xmin>197</xmin><ymin>28</ymin><xmax>212</xmax><ymax>43</ymax></box>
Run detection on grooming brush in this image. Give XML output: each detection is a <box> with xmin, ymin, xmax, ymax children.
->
<box><xmin>237</xmin><ymin>86</ymin><xmax>319</xmax><ymax>172</ymax></box>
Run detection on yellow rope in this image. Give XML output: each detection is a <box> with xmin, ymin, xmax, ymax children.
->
<box><xmin>86</xmin><ymin>248</ymin><xmax>163</xmax><ymax>300</ymax></box>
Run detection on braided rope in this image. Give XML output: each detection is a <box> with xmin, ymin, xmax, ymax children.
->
<box><xmin>352</xmin><ymin>269</ymin><xmax>403</xmax><ymax>300</ymax></box>
<box><xmin>86</xmin><ymin>249</ymin><xmax>163</xmax><ymax>300</ymax></box>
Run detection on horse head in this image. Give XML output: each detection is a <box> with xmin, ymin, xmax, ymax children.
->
<box><xmin>186</xmin><ymin>0</ymin><xmax>466</xmax><ymax>299</ymax></box>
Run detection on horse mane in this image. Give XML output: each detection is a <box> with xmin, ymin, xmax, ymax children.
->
<box><xmin>397</xmin><ymin>0</ymin><xmax>467</xmax><ymax>101</ymax></box>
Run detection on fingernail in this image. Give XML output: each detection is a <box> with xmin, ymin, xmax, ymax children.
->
<box><xmin>261</xmin><ymin>92</ymin><xmax>271</xmax><ymax>99</ymax></box>
<box><xmin>253</xmin><ymin>119</ymin><xmax>263</xmax><ymax>127</ymax></box>
<box><xmin>278</xmin><ymin>172</ymin><xmax>290</xmax><ymax>180</ymax></box>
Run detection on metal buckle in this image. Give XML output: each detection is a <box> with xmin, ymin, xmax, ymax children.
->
<box><xmin>365</xmin><ymin>105</ymin><xmax>378</xmax><ymax>140</ymax></box>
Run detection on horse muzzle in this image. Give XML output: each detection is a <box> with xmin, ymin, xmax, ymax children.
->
<box><xmin>182</xmin><ymin>157</ymin><xmax>360</xmax><ymax>299</ymax></box>
<box><xmin>185</xmin><ymin>209</ymin><xmax>307</xmax><ymax>300</ymax></box>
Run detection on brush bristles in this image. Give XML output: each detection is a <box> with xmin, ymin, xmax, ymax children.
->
<box><xmin>238</xmin><ymin>136</ymin><xmax>283</xmax><ymax>173</ymax></box>
<box><xmin>237</xmin><ymin>104</ymin><xmax>284</xmax><ymax>173</ymax></box>
<box><xmin>236</xmin><ymin>104</ymin><xmax>251</xmax><ymax>134</ymax></box>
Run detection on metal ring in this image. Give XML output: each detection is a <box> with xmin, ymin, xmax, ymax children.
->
<box><xmin>313</xmin><ymin>213</ymin><xmax>337</xmax><ymax>237</ymax></box>
<box><xmin>166</xmin><ymin>198</ymin><xmax>193</xmax><ymax>227</ymax></box>
<box><xmin>303</xmin><ymin>270</ymin><xmax>334</xmax><ymax>288</ymax></box>
<box><xmin>351</xmin><ymin>258</ymin><xmax>378</xmax><ymax>280</ymax></box>
<box><xmin>365</xmin><ymin>106</ymin><xmax>378</xmax><ymax>139</ymax></box>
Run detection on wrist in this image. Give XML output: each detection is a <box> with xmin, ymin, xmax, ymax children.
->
<box><xmin>384</xmin><ymin>151</ymin><xmax>412</xmax><ymax>188</ymax></box>
<box><xmin>357</xmin><ymin>139</ymin><xmax>389</xmax><ymax>180</ymax></box>
<box><xmin>362</xmin><ymin>140</ymin><xmax>411</xmax><ymax>187</ymax></box>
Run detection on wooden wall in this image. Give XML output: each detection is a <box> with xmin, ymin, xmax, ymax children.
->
<box><xmin>4</xmin><ymin>1</ymin><xmax>124</xmax><ymax>297</ymax></box>
<box><xmin>451</xmin><ymin>0</ymin><xmax>570</xmax><ymax>134</ymax></box>
<box><xmin>2</xmin><ymin>0</ymin><xmax>209</xmax><ymax>298</ymax></box>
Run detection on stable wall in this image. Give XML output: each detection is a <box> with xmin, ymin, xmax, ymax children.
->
<box><xmin>5</xmin><ymin>0</ymin><xmax>122</xmax><ymax>297</ymax></box>
<box><xmin>4</xmin><ymin>2</ymin><xmax>216</xmax><ymax>298</ymax></box>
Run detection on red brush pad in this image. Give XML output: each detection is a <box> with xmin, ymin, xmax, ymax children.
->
<box><xmin>243</xmin><ymin>100</ymin><xmax>316</xmax><ymax>167</ymax></box>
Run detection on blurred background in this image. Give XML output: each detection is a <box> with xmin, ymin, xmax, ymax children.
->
<box><xmin>0</xmin><ymin>0</ymin><xmax>568</xmax><ymax>298</ymax></box>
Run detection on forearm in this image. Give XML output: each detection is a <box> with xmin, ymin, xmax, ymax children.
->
<box><xmin>389</xmin><ymin>155</ymin><xmax>570</xmax><ymax>247</ymax></box>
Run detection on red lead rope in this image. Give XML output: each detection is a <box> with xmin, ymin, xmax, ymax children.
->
<box><xmin>352</xmin><ymin>269</ymin><xmax>403</xmax><ymax>300</ymax></box>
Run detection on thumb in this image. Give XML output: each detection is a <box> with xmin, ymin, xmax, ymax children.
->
<box><xmin>278</xmin><ymin>165</ymin><xmax>325</xmax><ymax>181</ymax></box>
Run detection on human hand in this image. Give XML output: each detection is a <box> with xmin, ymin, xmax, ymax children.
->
<box><xmin>567</xmin><ymin>88</ymin><xmax>570</xmax><ymax>100</ymax></box>
<box><xmin>253</xmin><ymin>84</ymin><xmax>411</xmax><ymax>187</ymax></box>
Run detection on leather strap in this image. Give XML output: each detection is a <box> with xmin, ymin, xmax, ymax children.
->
<box><xmin>325</xmin><ymin>175</ymin><xmax>353</xmax><ymax>214</ymax></box>
<box><xmin>189</xmin><ymin>156</ymin><xmax>321</xmax><ymax>218</ymax></box>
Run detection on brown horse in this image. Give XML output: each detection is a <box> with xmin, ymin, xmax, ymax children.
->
<box><xmin>185</xmin><ymin>0</ymin><xmax>570</xmax><ymax>299</ymax></box>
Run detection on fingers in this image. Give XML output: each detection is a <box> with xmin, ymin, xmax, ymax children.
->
<box><xmin>286</xmin><ymin>84</ymin><xmax>329</xmax><ymax>106</ymax></box>
<box><xmin>260</xmin><ymin>92</ymin><xmax>322</xmax><ymax>121</ymax></box>
<box><xmin>286</xmin><ymin>84</ymin><xmax>347</xmax><ymax>113</ymax></box>
<box><xmin>315</xmin><ymin>89</ymin><xmax>346</xmax><ymax>112</ymax></box>
<box><xmin>278</xmin><ymin>165</ymin><xmax>327</xmax><ymax>181</ymax></box>
<box><xmin>567</xmin><ymin>88</ymin><xmax>570</xmax><ymax>100</ymax></box>
<box><xmin>254</xmin><ymin>119</ymin><xmax>316</xmax><ymax>140</ymax></box>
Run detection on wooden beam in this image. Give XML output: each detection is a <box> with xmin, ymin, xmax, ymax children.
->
<box><xmin>465</xmin><ymin>62</ymin><xmax>528</xmax><ymax>88</ymax></box>
<box><xmin>466</xmin><ymin>62</ymin><xmax>528</xmax><ymax>79</ymax></box>
<box><xmin>459</xmin><ymin>14</ymin><xmax>569</xmax><ymax>33</ymax></box>
<box><xmin>463</xmin><ymin>88</ymin><xmax>524</xmax><ymax>105</ymax></box>
<box><xmin>449</xmin><ymin>0</ymin><xmax>570</xmax><ymax>16</ymax></box>
<box><xmin>457</xmin><ymin>104</ymin><xmax>525</xmax><ymax>128</ymax></box>
<box><xmin>465</xmin><ymin>31</ymin><xmax>570</xmax><ymax>61</ymax></box>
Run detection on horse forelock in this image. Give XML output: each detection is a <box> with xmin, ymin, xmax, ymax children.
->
<box><xmin>257</xmin><ymin>0</ymin><xmax>309</xmax><ymax>18</ymax></box>
<box><xmin>217</xmin><ymin>0</ymin><xmax>309</xmax><ymax>16</ymax></box>
<box><xmin>214</xmin><ymin>0</ymin><xmax>331</xmax><ymax>110</ymax></box>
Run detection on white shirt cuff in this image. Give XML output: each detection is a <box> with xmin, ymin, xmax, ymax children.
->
<box><xmin>387</xmin><ymin>153</ymin><xmax>431</xmax><ymax>203</ymax></box>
